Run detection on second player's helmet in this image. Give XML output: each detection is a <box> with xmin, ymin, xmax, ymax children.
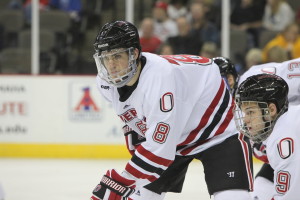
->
<box><xmin>213</xmin><ymin>57</ymin><xmax>239</xmax><ymax>95</ymax></box>
<box><xmin>93</xmin><ymin>21</ymin><xmax>141</xmax><ymax>87</ymax></box>
<box><xmin>234</xmin><ymin>74</ymin><xmax>289</xmax><ymax>142</ymax></box>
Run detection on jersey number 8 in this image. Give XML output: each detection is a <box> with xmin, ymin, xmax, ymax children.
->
<box><xmin>152</xmin><ymin>122</ymin><xmax>170</xmax><ymax>144</ymax></box>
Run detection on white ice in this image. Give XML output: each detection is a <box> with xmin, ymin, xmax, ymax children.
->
<box><xmin>0</xmin><ymin>158</ymin><xmax>263</xmax><ymax>200</ymax></box>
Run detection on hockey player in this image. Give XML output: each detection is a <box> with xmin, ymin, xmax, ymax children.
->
<box><xmin>213</xmin><ymin>57</ymin><xmax>239</xmax><ymax>96</ymax></box>
<box><xmin>239</xmin><ymin>58</ymin><xmax>300</xmax><ymax>104</ymax></box>
<box><xmin>238</xmin><ymin>58</ymin><xmax>300</xmax><ymax>200</ymax></box>
<box><xmin>234</xmin><ymin>74</ymin><xmax>300</xmax><ymax>199</ymax></box>
<box><xmin>91</xmin><ymin>20</ymin><xmax>253</xmax><ymax>200</ymax></box>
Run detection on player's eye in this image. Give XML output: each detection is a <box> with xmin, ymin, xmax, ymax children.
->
<box><xmin>103</xmin><ymin>56</ymin><xmax>110</xmax><ymax>61</ymax></box>
<box><xmin>113</xmin><ymin>54</ymin><xmax>122</xmax><ymax>60</ymax></box>
<box><xmin>246</xmin><ymin>110</ymin><xmax>255</xmax><ymax>116</ymax></box>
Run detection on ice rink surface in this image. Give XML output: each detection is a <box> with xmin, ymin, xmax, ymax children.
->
<box><xmin>0</xmin><ymin>158</ymin><xmax>263</xmax><ymax>200</ymax></box>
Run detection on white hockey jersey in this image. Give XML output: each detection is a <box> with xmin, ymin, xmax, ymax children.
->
<box><xmin>239</xmin><ymin>58</ymin><xmax>300</xmax><ymax>105</ymax></box>
<box><xmin>240</xmin><ymin>59</ymin><xmax>300</xmax><ymax>199</ymax></box>
<box><xmin>265</xmin><ymin>105</ymin><xmax>300</xmax><ymax>199</ymax></box>
<box><xmin>96</xmin><ymin>53</ymin><xmax>240</xmax><ymax>184</ymax></box>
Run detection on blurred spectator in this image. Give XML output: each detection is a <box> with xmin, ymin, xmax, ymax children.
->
<box><xmin>7</xmin><ymin>0</ymin><xmax>24</xmax><ymax>9</ymax></box>
<box><xmin>230</xmin><ymin>0</ymin><xmax>266</xmax><ymax>47</ymax></box>
<box><xmin>48</xmin><ymin>0</ymin><xmax>83</xmax><ymax>47</ymax></box>
<box><xmin>199</xmin><ymin>41</ymin><xmax>218</xmax><ymax>58</ymax></box>
<box><xmin>245</xmin><ymin>48</ymin><xmax>263</xmax><ymax>70</ymax></box>
<box><xmin>49</xmin><ymin>0</ymin><xmax>82</xmax><ymax>22</ymax></box>
<box><xmin>81</xmin><ymin>0</ymin><xmax>115</xmax><ymax>30</ymax></box>
<box><xmin>139</xmin><ymin>17</ymin><xmax>162</xmax><ymax>53</ymax></box>
<box><xmin>262</xmin><ymin>0</ymin><xmax>294</xmax><ymax>32</ymax></box>
<box><xmin>167</xmin><ymin>16</ymin><xmax>202</xmax><ymax>55</ymax></box>
<box><xmin>188</xmin><ymin>2</ymin><xmax>220</xmax><ymax>46</ymax></box>
<box><xmin>266</xmin><ymin>45</ymin><xmax>289</xmax><ymax>62</ymax></box>
<box><xmin>167</xmin><ymin>0</ymin><xmax>188</xmax><ymax>20</ymax></box>
<box><xmin>202</xmin><ymin>0</ymin><xmax>222</xmax><ymax>30</ymax></box>
<box><xmin>262</xmin><ymin>23</ymin><xmax>300</xmax><ymax>62</ymax></box>
<box><xmin>296</xmin><ymin>7</ymin><xmax>300</xmax><ymax>27</ymax></box>
<box><xmin>152</xmin><ymin>1</ymin><xmax>178</xmax><ymax>42</ymax></box>
<box><xmin>157</xmin><ymin>42</ymin><xmax>174</xmax><ymax>55</ymax></box>
<box><xmin>24</xmin><ymin>0</ymin><xmax>49</xmax><ymax>8</ymax></box>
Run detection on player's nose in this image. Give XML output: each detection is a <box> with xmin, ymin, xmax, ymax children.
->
<box><xmin>243</xmin><ymin>115</ymin><xmax>251</xmax><ymax>125</ymax></box>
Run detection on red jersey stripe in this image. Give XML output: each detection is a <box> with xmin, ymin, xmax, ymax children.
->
<box><xmin>214</xmin><ymin>97</ymin><xmax>234</xmax><ymax>137</ymax></box>
<box><xmin>178</xmin><ymin>80</ymin><xmax>225</xmax><ymax>146</ymax></box>
<box><xmin>136</xmin><ymin>145</ymin><xmax>173</xmax><ymax>167</ymax></box>
<box><xmin>179</xmin><ymin>92</ymin><xmax>233</xmax><ymax>156</ymax></box>
<box><xmin>180</xmin><ymin>138</ymin><xmax>209</xmax><ymax>155</ymax></box>
<box><xmin>238</xmin><ymin>133</ymin><xmax>254</xmax><ymax>191</ymax></box>
<box><xmin>125</xmin><ymin>162</ymin><xmax>158</xmax><ymax>182</ymax></box>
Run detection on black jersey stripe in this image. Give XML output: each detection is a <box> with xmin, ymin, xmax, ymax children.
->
<box><xmin>178</xmin><ymin>87</ymin><xmax>231</xmax><ymax>155</ymax></box>
<box><xmin>197</xmin><ymin>88</ymin><xmax>230</xmax><ymax>142</ymax></box>
<box><xmin>177</xmin><ymin>80</ymin><xmax>226</xmax><ymax>149</ymax></box>
<box><xmin>131</xmin><ymin>154</ymin><xmax>165</xmax><ymax>176</ymax></box>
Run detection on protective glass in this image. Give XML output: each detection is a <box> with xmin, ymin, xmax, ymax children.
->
<box><xmin>93</xmin><ymin>47</ymin><xmax>137</xmax><ymax>87</ymax></box>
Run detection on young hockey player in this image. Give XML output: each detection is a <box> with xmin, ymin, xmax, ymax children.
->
<box><xmin>91</xmin><ymin>20</ymin><xmax>253</xmax><ymax>200</ymax></box>
<box><xmin>234</xmin><ymin>74</ymin><xmax>300</xmax><ymax>199</ymax></box>
<box><xmin>239</xmin><ymin>58</ymin><xmax>300</xmax><ymax>200</ymax></box>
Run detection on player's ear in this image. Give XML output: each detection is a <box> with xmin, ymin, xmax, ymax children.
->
<box><xmin>134</xmin><ymin>48</ymin><xmax>140</xmax><ymax>60</ymax></box>
<box><xmin>268</xmin><ymin>103</ymin><xmax>278</xmax><ymax>119</ymax></box>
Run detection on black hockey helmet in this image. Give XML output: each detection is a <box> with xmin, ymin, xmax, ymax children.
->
<box><xmin>235</xmin><ymin>74</ymin><xmax>289</xmax><ymax>112</ymax></box>
<box><xmin>213</xmin><ymin>57</ymin><xmax>239</xmax><ymax>95</ymax></box>
<box><xmin>93</xmin><ymin>21</ymin><xmax>142</xmax><ymax>87</ymax></box>
<box><xmin>234</xmin><ymin>74</ymin><xmax>289</xmax><ymax>142</ymax></box>
<box><xmin>94</xmin><ymin>20</ymin><xmax>141</xmax><ymax>54</ymax></box>
<box><xmin>213</xmin><ymin>57</ymin><xmax>238</xmax><ymax>78</ymax></box>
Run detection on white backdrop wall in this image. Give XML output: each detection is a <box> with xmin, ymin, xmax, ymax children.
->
<box><xmin>0</xmin><ymin>75</ymin><xmax>127</xmax><ymax>158</ymax></box>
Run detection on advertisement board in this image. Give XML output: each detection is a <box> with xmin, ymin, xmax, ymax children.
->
<box><xmin>0</xmin><ymin>75</ymin><xmax>129</xmax><ymax>158</ymax></box>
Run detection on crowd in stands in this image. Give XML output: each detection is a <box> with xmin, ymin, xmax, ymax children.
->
<box><xmin>0</xmin><ymin>0</ymin><xmax>299</xmax><ymax>75</ymax></box>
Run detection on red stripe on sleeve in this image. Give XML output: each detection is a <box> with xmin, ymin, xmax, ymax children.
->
<box><xmin>125</xmin><ymin>163</ymin><xmax>158</xmax><ymax>183</ymax></box>
<box><xmin>136</xmin><ymin>145</ymin><xmax>173</xmax><ymax>167</ymax></box>
<box><xmin>178</xmin><ymin>80</ymin><xmax>225</xmax><ymax>146</ymax></box>
<box><xmin>213</xmin><ymin>97</ymin><xmax>234</xmax><ymax>137</ymax></box>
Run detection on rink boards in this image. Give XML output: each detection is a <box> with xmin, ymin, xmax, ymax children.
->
<box><xmin>0</xmin><ymin>75</ymin><xmax>260</xmax><ymax>162</ymax></box>
<box><xmin>0</xmin><ymin>75</ymin><xmax>130</xmax><ymax>158</ymax></box>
